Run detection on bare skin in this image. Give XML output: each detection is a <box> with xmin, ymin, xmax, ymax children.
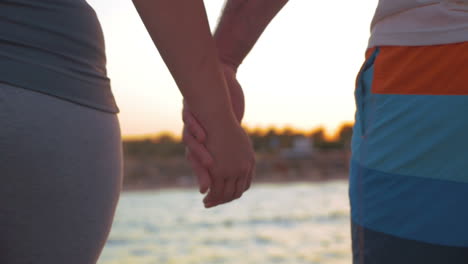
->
<box><xmin>132</xmin><ymin>0</ymin><xmax>255</xmax><ymax>208</ymax></box>
<box><xmin>183</xmin><ymin>62</ymin><xmax>245</xmax><ymax>194</ymax></box>
<box><xmin>182</xmin><ymin>0</ymin><xmax>289</xmax><ymax>207</ymax></box>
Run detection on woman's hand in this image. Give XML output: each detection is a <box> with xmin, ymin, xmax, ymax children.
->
<box><xmin>183</xmin><ymin>103</ymin><xmax>254</xmax><ymax>208</ymax></box>
<box><xmin>182</xmin><ymin>63</ymin><xmax>251</xmax><ymax>207</ymax></box>
<box><xmin>200</xmin><ymin>118</ymin><xmax>255</xmax><ymax>208</ymax></box>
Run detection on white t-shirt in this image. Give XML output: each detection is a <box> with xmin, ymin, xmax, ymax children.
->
<box><xmin>368</xmin><ymin>0</ymin><xmax>468</xmax><ymax>48</ymax></box>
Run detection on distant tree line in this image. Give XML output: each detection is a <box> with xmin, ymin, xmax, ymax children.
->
<box><xmin>123</xmin><ymin>123</ymin><xmax>354</xmax><ymax>158</ymax></box>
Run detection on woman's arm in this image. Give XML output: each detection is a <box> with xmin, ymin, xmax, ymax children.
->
<box><xmin>132</xmin><ymin>0</ymin><xmax>255</xmax><ymax>208</ymax></box>
<box><xmin>132</xmin><ymin>0</ymin><xmax>236</xmax><ymax>130</ymax></box>
<box><xmin>183</xmin><ymin>0</ymin><xmax>289</xmax><ymax>199</ymax></box>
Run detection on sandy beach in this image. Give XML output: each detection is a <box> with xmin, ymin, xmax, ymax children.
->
<box><xmin>122</xmin><ymin>149</ymin><xmax>350</xmax><ymax>192</ymax></box>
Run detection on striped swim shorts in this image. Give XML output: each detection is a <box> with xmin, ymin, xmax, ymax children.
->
<box><xmin>350</xmin><ymin>42</ymin><xmax>468</xmax><ymax>263</ymax></box>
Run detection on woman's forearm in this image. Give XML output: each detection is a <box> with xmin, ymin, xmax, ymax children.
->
<box><xmin>132</xmin><ymin>0</ymin><xmax>236</xmax><ymax>129</ymax></box>
<box><xmin>214</xmin><ymin>0</ymin><xmax>289</xmax><ymax>70</ymax></box>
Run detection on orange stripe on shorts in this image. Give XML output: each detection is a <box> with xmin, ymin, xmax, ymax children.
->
<box><xmin>369</xmin><ymin>42</ymin><xmax>468</xmax><ymax>95</ymax></box>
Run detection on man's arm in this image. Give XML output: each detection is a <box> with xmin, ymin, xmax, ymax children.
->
<box><xmin>214</xmin><ymin>0</ymin><xmax>289</xmax><ymax>70</ymax></box>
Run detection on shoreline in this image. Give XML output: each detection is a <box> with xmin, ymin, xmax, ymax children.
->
<box><xmin>122</xmin><ymin>173</ymin><xmax>349</xmax><ymax>193</ymax></box>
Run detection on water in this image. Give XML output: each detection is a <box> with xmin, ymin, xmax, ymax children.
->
<box><xmin>98</xmin><ymin>181</ymin><xmax>351</xmax><ymax>264</ymax></box>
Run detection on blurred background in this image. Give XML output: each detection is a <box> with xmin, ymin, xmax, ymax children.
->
<box><xmin>86</xmin><ymin>0</ymin><xmax>378</xmax><ymax>263</ymax></box>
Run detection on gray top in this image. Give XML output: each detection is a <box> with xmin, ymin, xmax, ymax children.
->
<box><xmin>0</xmin><ymin>0</ymin><xmax>119</xmax><ymax>113</ymax></box>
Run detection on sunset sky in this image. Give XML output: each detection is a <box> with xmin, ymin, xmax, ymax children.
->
<box><xmin>87</xmin><ymin>0</ymin><xmax>378</xmax><ymax>138</ymax></box>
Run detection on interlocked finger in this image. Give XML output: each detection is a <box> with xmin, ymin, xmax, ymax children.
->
<box><xmin>203</xmin><ymin>177</ymin><xmax>225</xmax><ymax>208</ymax></box>
<box><xmin>222</xmin><ymin>178</ymin><xmax>237</xmax><ymax>203</ymax></box>
<box><xmin>182</xmin><ymin>109</ymin><xmax>206</xmax><ymax>142</ymax></box>
<box><xmin>182</xmin><ymin>127</ymin><xmax>213</xmax><ymax>168</ymax></box>
<box><xmin>245</xmin><ymin>162</ymin><xmax>255</xmax><ymax>191</ymax></box>
<box><xmin>233</xmin><ymin>176</ymin><xmax>245</xmax><ymax>200</ymax></box>
<box><xmin>186</xmin><ymin>149</ymin><xmax>211</xmax><ymax>194</ymax></box>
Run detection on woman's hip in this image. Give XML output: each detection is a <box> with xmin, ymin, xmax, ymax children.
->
<box><xmin>0</xmin><ymin>82</ymin><xmax>123</xmax><ymax>263</ymax></box>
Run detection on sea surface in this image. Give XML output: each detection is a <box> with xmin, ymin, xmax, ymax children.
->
<box><xmin>98</xmin><ymin>181</ymin><xmax>351</xmax><ymax>264</ymax></box>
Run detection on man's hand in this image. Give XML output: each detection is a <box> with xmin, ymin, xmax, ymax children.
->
<box><xmin>222</xmin><ymin>64</ymin><xmax>245</xmax><ymax>122</ymax></box>
<box><xmin>182</xmin><ymin>107</ymin><xmax>212</xmax><ymax>194</ymax></box>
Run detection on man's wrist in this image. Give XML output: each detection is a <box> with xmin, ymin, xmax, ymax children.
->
<box><xmin>216</xmin><ymin>50</ymin><xmax>243</xmax><ymax>71</ymax></box>
<box><xmin>214</xmin><ymin>32</ymin><xmax>247</xmax><ymax>71</ymax></box>
<box><xmin>219</xmin><ymin>58</ymin><xmax>239</xmax><ymax>74</ymax></box>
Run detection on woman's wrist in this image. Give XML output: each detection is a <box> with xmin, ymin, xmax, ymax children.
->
<box><xmin>185</xmin><ymin>92</ymin><xmax>238</xmax><ymax>133</ymax></box>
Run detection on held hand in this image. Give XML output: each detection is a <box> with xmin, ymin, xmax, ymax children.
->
<box><xmin>182</xmin><ymin>106</ymin><xmax>212</xmax><ymax>194</ymax></box>
<box><xmin>201</xmin><ymin>119</ymin><xmax>255</xmax><ymax>208</ymax></box>
<box><xmin>222</xmin><ymin>64</ymin><xmax>245</xmax><ymax>122</ymax></box>
<box><xmin>182</xmin><ymin>63</ymin><xmax>246</xmax><ymax>193</ymax></box>
<box><xmin>182</xmin><ymin>102</ymin><xmax>254</xmax><ymax>207</ymax></box>
<box><xmin>182</xmin><ymin>64</ymin><xmax>252</xmax><ymax>207</ymax></box>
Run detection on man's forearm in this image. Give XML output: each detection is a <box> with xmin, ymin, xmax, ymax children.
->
<box><xmin>214</xmin><ymin>0</ymin><xmax>289</xmax><ymax>70</ymax></box>
<box><xmin>132</xmin><ymin>0</ymin><xmax>236</xmax><ymax>130</ymax></box>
